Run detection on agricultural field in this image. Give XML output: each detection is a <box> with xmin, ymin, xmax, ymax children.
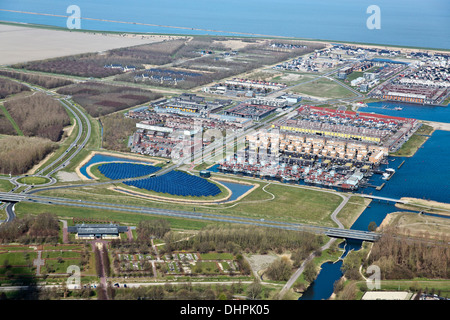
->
<box><xmin>56</xmin><ymin>82</ymin><xmax>163</xmax><ymax>117</ymax></box>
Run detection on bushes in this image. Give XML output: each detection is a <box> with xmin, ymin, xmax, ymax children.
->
<box><xmin>4</xmin><ymin>92</ymin><xmax>70</xmax><ymax>141</ymax></box>
<box><xmin>265</xmin><ymin>257</ymin><xmax>293</xmax><ymax>281</ymax></box>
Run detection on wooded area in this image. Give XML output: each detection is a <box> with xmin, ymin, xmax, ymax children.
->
<box><xmin>0</xmin><ymin>135</ymin><xmax>57</xmax><ymax>175</ymax></box>
<box><xmin>162</xmin><ymin>225</ymin><xmax>324</xmax><ymax>260</ymax></box>
<box><xmin>4</xmin><ymin>92</ymin><xmax>70</xmax><ymax>141</ymax></box>
<box><xmin>100</xmin><ymin>113</ymin><xmax>139</xmax><ymax>151</ymax></box>
<box><xmin>0</xmin><ymin>106</ymin><xmax>18</xmax><ymax>135</ymax></box>
<box><xmin>367</xmin><ymin>230</ymin><xmax>449</xmax><ymax>279</ymax></box>
<box><xmin>0</xmin><ymin>213</ymin><xmax>60</xmax><ymax>244</ymax></box>
<box><xmin>0</xmin><ymin>78</ymin><xmax>30</xmax><ymax>99</ymax></box>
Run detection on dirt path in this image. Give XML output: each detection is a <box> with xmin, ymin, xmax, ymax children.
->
<box><xmin>90</xmin><ymin>240</ymin><xmax>109</xmax><ymax>300</ymax></box>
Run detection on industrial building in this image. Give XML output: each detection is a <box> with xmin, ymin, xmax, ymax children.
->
<box><xmin>224</xmin><ymin>102</ymin><xmax>278</xmax><ymax>121</ymax></box>
<box><xmin>151</xmin><ymin>93</ymin><xmax>231</xmax><ymax>117</ymax></box>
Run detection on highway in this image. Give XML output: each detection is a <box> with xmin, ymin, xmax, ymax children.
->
<box><xmin>36</xmin><ymin>98</ymin><xmax>92</xmax><ymax>177</ymax></box>
<box><xmin>0</xmin><ymin>191</ymin><xmax>380</xmax><ymax>242</ymax></box>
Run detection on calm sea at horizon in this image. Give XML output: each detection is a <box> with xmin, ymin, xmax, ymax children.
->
<box><xmin>0</xmin><ymin>0</ymin><xmax>449</xmax><ymax>49</ymax></box>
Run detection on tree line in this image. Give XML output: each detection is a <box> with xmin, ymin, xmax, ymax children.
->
<box><xmin>0</xmin><ymin>70</ymin><xmax>73</xmax><ymax>89</ymax></box>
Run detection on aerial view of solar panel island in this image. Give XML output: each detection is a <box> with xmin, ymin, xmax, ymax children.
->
<box><xmin>0</xmin><ymin>0</ymin><xmax>449</xmax><ymax>310</ymax></box>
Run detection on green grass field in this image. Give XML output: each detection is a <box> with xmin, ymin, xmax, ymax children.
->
<box><xmin>0</xmin><ymin>179</ymin><xmax>13</xmax><ymax>192</ymax></box>
<box><xmin>16</xmin><ymin>176</ymin><xmax>50</xmax><ymax>185</ymax></box>
<box><xmin>19</xmin><ymin>174</ymin><xmax>344</xmax><ymax>228</ymax></box>
<box><xmin>290</xmin><ymin>78</ymin><xmax>358</xmax><ymax>99</ymax></box>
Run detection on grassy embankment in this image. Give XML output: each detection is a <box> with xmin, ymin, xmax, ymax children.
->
<box><xmin>390</xmin><ymin>124</ymin><xmax>434</xmax><ymax>157</ymax></box>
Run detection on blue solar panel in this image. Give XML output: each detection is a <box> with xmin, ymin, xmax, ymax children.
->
<box><xmin>98</xmin><ymin>163</ymin><xmax>161</xmax><ymax>180</ymax></box>
<box><xmin>124</xmin><ymin>170</ymin><xmax>221</xmax><ymax>197</ymax></box>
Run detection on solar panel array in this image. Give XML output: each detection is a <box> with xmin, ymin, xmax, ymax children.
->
<box><xmin>98</xmin><ymin>162</ymin><xmax>161</xmax><ymax>180</ymax></box>
<box><xmin>124</xmin><ymin>170</ymin><xmax>221</xmax><ymax>197</ymax></box>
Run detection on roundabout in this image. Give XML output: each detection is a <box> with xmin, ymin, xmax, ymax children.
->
<box><xmin>16</xmin><ymin>176</ymin><xmax>51</xmax><ymax>186</ymax></box>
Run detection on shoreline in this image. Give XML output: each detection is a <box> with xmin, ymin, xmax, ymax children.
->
<box><xmin>1</xmin><ymin>20</ymin><xmax>449</xmax><ymax>54</ymax></box>
<box><xmin>398</xmin><ymin>197</ymin><xmax>450</xmax><ymax>216</ymax></box>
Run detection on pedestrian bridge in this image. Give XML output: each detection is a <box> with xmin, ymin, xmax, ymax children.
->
<box><xmin>361</xmin><ymin>194</ymin><xmax>406</xmax><ymax>204</ymax></box>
